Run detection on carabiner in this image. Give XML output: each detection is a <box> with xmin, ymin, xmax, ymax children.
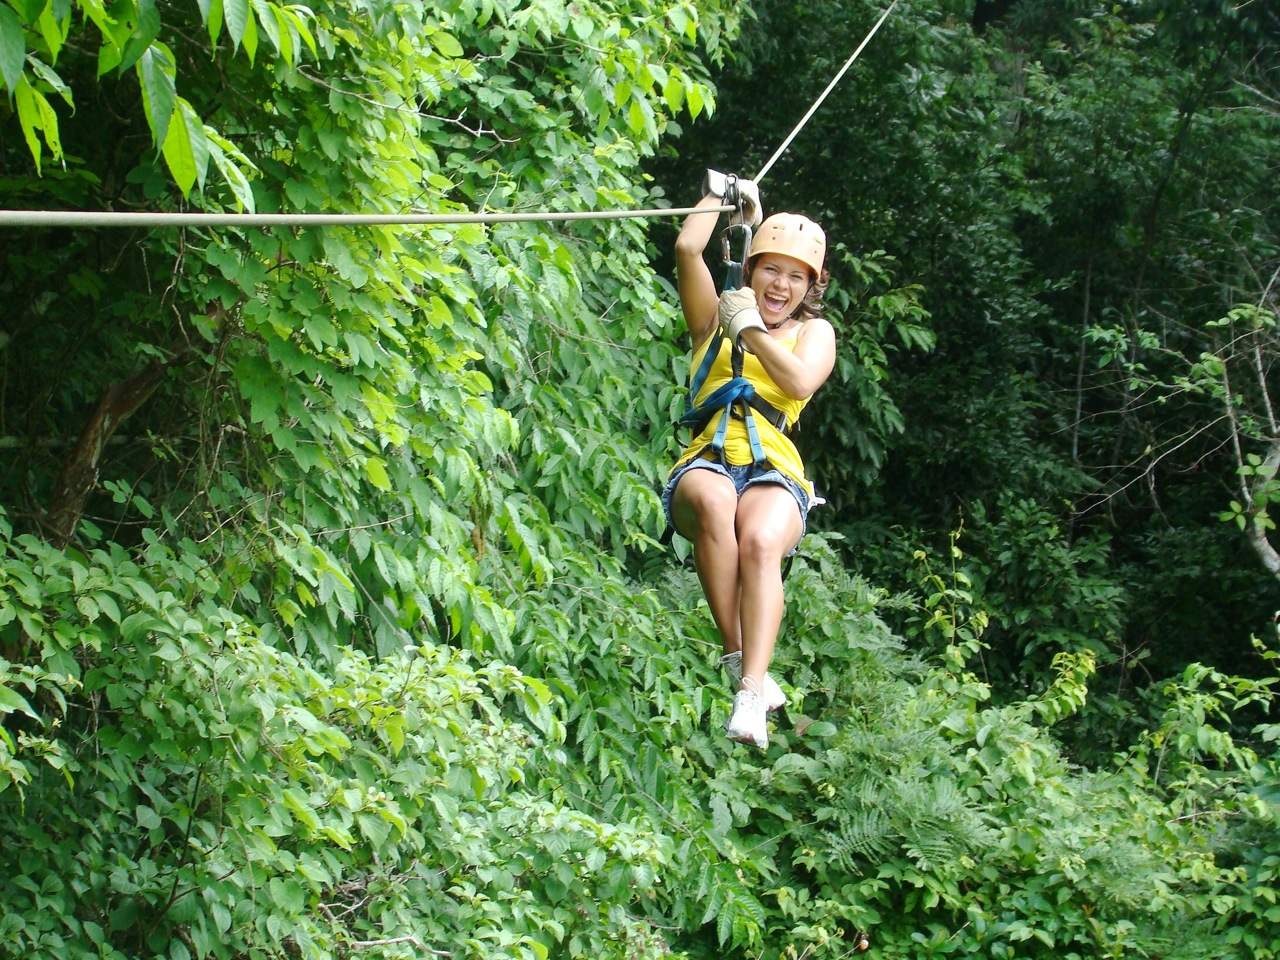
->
<box><xmin>720</xmin><ymin>221</ymin><xmax>753</xmax><ymax>292</ymax></box>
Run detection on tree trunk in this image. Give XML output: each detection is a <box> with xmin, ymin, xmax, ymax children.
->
<box><xmin>45</xmin><ymin>361</ymin><xmax>170</xmax><ymax>547</ymax></box>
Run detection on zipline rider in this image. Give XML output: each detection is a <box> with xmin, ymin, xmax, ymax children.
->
<box><xmin>662</xmin><ymin>174</ymin><xmax>836</xmax><ymax>749</ymax></box>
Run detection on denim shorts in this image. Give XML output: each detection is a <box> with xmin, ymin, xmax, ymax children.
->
<box><xmin>661</xmin><ymin>456</ymin><xmax>812</xmax><ymax>547</ymax></box>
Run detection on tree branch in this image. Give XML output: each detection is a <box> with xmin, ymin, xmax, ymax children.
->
<box><xmin>345</xmin><ymin>935</ymin><xmax>450</xmax><ymax>956</ymax></box>
<box><xmin>1251</xmin><ymin>331</ymin><xmax>1277</xmax><ymax>437</ymax></box>
<box><xmin>1222</xmin><ymin>355</ymin><xmax>1251</xmax><ymax>505</ymax></box>
<box><xmin>1246</xmin><ymin>440</ymin><xmax>1280</xmax><ymax>582</ymax></box>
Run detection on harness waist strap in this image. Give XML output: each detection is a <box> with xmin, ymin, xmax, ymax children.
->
<box><xmin>680</xmin><ymin>393</ymin><xmax>791</xmax><ymax>436</ymax></box>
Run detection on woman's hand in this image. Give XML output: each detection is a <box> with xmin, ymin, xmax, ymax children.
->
<box><xmin>718</xmin><ymin>287</ymin><xmax>767</xmax><ymax>348</ymax></box>
<box><xmin>703</xmin><ymin>169</ymin><xmax>762</xmax><ymax>226</ymax></box>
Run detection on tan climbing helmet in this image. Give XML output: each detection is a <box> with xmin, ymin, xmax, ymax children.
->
<box><xmin>748</xmin><ymin>213</ymin><xmax>826</xmax><ymax>277</ymax></box>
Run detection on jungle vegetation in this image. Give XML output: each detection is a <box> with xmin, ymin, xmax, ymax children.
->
<box><xmin>1</xmin><ymin>1</ymin><xmax>1277</xmax><ymax>958</ymax></box>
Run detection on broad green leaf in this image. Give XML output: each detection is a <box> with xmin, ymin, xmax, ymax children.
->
<box><xmin>0</xmin><ymin>5</ymin><xmax>24</xmax><ymax>95</ymax></box>
<box><xmin>662</xmin><ymin>73</ymin><xmax>684</xmax><ymax>113</ymax></box>
<box><xmin>161</xmin><ymin>97</ymin><xmax>210</xmax><ymax>196</ymax></box>
<box><xmin>27</xmin><ymin>57</ymin><xmax>72</xmax><ymax>108</ymax></box>
<box><xmin>0</xmin><ymin>685</ymin><xmax>38</xmax><ymax>719</ymax></box>
<box><xmin>136</xmin><ymin>43</ymin><xmax>175</xmax><ymax>150</ymax></box>
<box><xmin>709</xmin><ymin>794</ymin><xmax>731</xmax><ymax>836</ymax></box>
<box><xmin>96</xmin><ymin>40</ymin><xmax>121</xmax><ymax>77</ymax></box>
<box><xmin>583</xmin><ymin>83</ymin><xmax>605</xmax><ymax>117</ymax></box>
<box><xmin>9</xmin><ymin>0</ymin><xmax>43</xmax><ymax>23</ymax></box>
<box><xmin>686</xmin><ymin>81</ymin><xmax>704</xmax><ymax>119</ymax></box>
<box><xmin>14</xmin><ymin>75</ymin><xmax>53</xmax><ymax>172</ymax></box>
<box><xmin>430</xmin><ymin>30</ymin><xmax>462</xmax><ymax>58</ymax></box>
<box><xmin>205</xmin><ymin>0</ymin><xmax>223</xmax><ymax>45</ymax></box>
<box><xmin>251</xmin><ymin>0</ymin><xmax>280</xmax><ymax>58</ymax></box>
<box><xmin>223</xmin><ymin>0</ymin><xmax>247</xmax><ymax>50</ymax></box>
<box><xmin>116</xmin><ymin>0</ymin><xmax>159</xmax><ymax>74</ymax></box>
<box><xmin>241</xmin><ymin>5</ymin><xmax>257</xmax><ymax>62</ymax></box>
<box><xmin>270</xmin><ymin>4</ymin><xmax>294</xmax><ymax>66</ymax></box>
<box><xmin>78</xmin><ymin>0</ymin><xmax>117</xmax><ymax>42</ymax></box>
<box><xmin>206</xmin><ymin>127</ymin><xmax>256</xmax><ymax>211</ymax></box>
<box><xmin>667</xmin><ymin>4</ymin><xmax>688</xmax><ymax>38</ymax></box>
<box><xmin>357</xmin><ymin>812</ymin><xmax>390</xmax><ymax>849</ymax></box>
<box><xmin>282</xmin><ymin>787</ymin><xmax>319</xmax><ymax>831</ymax></box>
<box><xmin>36</xmin><ymin>4</ymin><xmax>69</xmax><ymax>63</ymax></box>
<box><xmin>267</xmin><ymin>877</ymin><xmax>305</xmax><ymax>914</ymax></box>
<box><xmin>627</xmin><ymin>98</ymin><xmax>646</xmax><ymax>136</ymax></box>
<box><xmin>283</xmin><ymin>6</ymin><xmax>315</xmax><ymax>60</ymax></box>
<box><xmin>95</xmin><ymin>592</ymin><xmax>122</xmax><ymax>624</ymax></box>
<box><xmin>120</xmin><ymin>611</ymin><xmax>157</xmax><ymax>644</ymax></box>
<box><xmin>364</xmin><ymin>457</ymin><xmax>391</xmax><ymax>492</ymax></box>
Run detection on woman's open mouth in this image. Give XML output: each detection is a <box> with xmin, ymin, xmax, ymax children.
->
<box><xmin>762</xmin><ymin>293</ymin><xmax>789</xmax><ymax>314</ymax></box>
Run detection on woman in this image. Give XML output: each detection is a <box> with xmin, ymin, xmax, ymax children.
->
<box><xmin>662</xmin><ymin>179</ymin><xmax>836</xmax><ymax>748</ymax></box>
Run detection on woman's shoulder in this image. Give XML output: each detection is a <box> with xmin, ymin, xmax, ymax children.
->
<box><xmin>796</xmin><ymin>315</ymin><xmax>835</xmax><ymax>342</ymax></box>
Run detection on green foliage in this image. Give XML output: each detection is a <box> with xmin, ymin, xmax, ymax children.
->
<box><xmin>811</xmin><ymin>246</ymin><xmax>934</xmax><ymax>496</ymax></box>
<box><xmin>3</xmin><ymin>0</ymin><xmax>1279</xmax><ymax>959</ymax></box>
<box><xmin>0</xmin><ymin>511</ymin><xmax>671</xmax><ymax>959</ymax></box>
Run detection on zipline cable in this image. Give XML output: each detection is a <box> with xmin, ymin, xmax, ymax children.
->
<box><xmin>0</xmin><ymin>204</ymin><xmax>734</xmax><ymax>229</ymax></box>
<box><xmin>0</xmin><ymin>1</ymin><xmax>898</xmax><ymax>230</ymax></box>
<box><xmin>753</xmin><ymin>0</ymin><xmax>901</xmax><ymax>183</ymax></box>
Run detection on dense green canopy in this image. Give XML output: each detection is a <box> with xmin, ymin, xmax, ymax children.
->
<box><xmin>1</xmin><ymin>1</ymin><xmax>1277</xmax><ymax>958</ymax></box>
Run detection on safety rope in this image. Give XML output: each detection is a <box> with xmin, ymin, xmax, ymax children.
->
<box><xmin>0</xmin><ymin>1</ymin><xmax>898</xmax><ymax>230</ymax></box>
<box><xmin>753</xmin><ymin>0</ymin><xmax>901</xmax><ymax>182</ymax></box>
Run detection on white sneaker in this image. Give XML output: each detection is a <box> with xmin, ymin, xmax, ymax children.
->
<box><xmin>725</xmin><ymin>682</ymin><xmax>769</xmax><ymax>749</ymax></box>
<box><xmin>719</xmin><ymin>651</ymin><xmax>786</xmax><ymax>712</ymax></box>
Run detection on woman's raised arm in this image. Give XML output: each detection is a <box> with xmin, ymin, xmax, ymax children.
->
<box><xmin>674</xmin><ymin>193</ymin><xmax>725</xmax><ymax>348</ymax></box>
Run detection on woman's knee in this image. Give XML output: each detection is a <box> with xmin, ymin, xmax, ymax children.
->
<box><xmin>735</xmin><ymin>487</ymin><xmax>802</xmax><ymax>565</ymax></box>
<box><xmin>673</xmin><ymin>470</ymin><xmax>738</xmax><ymax>536</ymax></box>
<box><xmin>736</xmin><ymin>523</ymin><xmax>792</xmax><ymax>567</ymax></box>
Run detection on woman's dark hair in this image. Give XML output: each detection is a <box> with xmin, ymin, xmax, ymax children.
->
<box><xmin>745</xmin><ymin>257</ymin><xmax>830</xmax><ymax>321</ymax></box>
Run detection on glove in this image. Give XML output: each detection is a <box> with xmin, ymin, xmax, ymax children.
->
<box><xmin>729</xmin><ymin>178</ymin><xmax>762</xmax><ymax>227</ymax></box>
<box><xmin>702</xmin><ymin>169</ymin><xmax>763</xmax><ymax>227</ymax></box>
<box><xmin>702</xmin><ymin>168</ymin><xmax>731</xmax><ymax>200</ymax></box>
<box><xmin>718</xmin><ymin>287</ymin><xmax>767</xmax><ymax>351</ymax></box>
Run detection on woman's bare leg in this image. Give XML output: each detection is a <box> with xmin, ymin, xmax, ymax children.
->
<box><xmin>734</xmin><ymin>485</ymin><xmax>803</xmax><ymax>688</ymax></box>
<box><xmin>671</xmin><ymin>468</ymin><xmax>743</xmax><ymax>652</ymax></box>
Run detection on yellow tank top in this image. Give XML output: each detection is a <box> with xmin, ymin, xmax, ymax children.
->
<box><xmin>672</xmin><ymin>329</ymin><xmax>815</xmax><ymax>497</ymax></box>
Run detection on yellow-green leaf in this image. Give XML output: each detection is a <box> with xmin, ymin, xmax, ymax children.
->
<box><xmin>364</xmin><ymin>457</ymin><xmax>391</xmax><ymax>492</ymax></box>
<box><xmin>431</xmin><ymin>30</ymin><xmax>462</xmax><ymax>57</ymax></box>
<box><xmin>162</xmin><ymin>98</ymin><xmax>210</xmax><ymax>196</ymax></box>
